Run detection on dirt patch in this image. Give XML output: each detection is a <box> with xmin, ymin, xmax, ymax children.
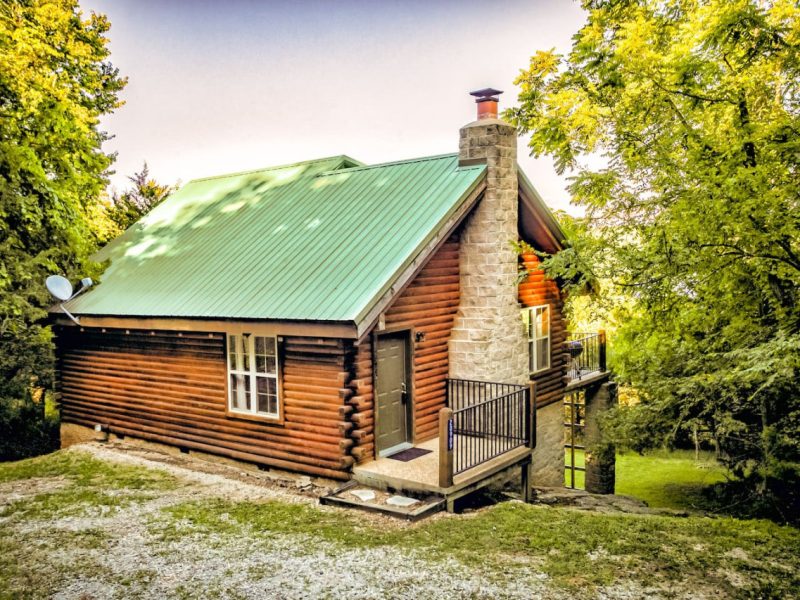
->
<box><xmin>77</xmin><ymin>442</ymin><xmax>330</xmax><ymax>501</ymax></box>
<box><xmin>74</xmin><ymin>442</ymin><xmax>457</xmax><ymax>531</ymax></box>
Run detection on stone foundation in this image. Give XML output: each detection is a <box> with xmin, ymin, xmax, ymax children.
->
<box><xmin>111</xmin><ymin>433</ymin><xmax>183</xmax><ymax>456</ymax></box>
<box><xmin>188</xmin><ymin>448</ymin><xmax>261</xmax><ymax>472</ymax></box>
<box><xmin>585</xmin><ymin>382</ymin><xmax>618</xmax><ymax>494</ymax></box>
<box><xmin>531</xmin><ymin>401</ymin><xmax>564</xmax><ymax>486</ymax></box>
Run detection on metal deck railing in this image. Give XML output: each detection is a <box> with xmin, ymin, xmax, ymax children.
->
<box><xmin>439</xmin><ymin>378</ymin><xmax>533</xmax><ymax>483</ymax></box>
<box><xmin>565</xmin><ymin>331</ymin><xmax>607</xmax><ymax>382</ymax></box>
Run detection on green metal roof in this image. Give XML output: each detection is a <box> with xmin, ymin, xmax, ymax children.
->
<box><xmin>66</xmin><ymin>154</ymin><xmax>486</xmax><ymax>326</ymax></box>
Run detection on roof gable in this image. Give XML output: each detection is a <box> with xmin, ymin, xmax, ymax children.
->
<box><xmin>67</xmin><ymin>155</ymin><xmax>486</xmax><ymax>327</ymax></box>
<box><xmin>518</xmin><ymin>167</ymin><xmax>567</xmax><ymax>254</ymax></box>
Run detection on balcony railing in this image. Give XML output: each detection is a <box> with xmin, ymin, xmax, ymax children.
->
<box><xmin>446</xmin><ymin>378</ymin><xmax>528</xmax><ymax>412</ymax></box>
<box><xmin>565</xmin><ymin>331</ymin><xmax>607</xmax><ymax>382</ymax></box>
<box><xmin>439</xmin><ymin>378</ymin><xmax>534</xmax><ymax>487</ymax></box>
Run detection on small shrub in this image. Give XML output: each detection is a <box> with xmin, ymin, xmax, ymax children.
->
<box><xmin>0</xmin><ymin>395</ymin><xmax>60</xmax><ymax>462</ymax></box>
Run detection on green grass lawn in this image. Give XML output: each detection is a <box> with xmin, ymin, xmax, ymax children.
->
<box><xmin>567</xmin><ymin>448</ymin><xmax>729</xmax><ymax>510</ymax></box>
<box><xmin>617</xmin><ymin>449</ymin><xmax>728</xmax><ymax>510</ymax></box>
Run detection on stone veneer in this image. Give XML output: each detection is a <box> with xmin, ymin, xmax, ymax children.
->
<box><xmin>531</xmin><ymin>401</ymin><xmax>565</xmax><ymax>487</ymax></box>
<box><xmin>448</xmin><ymin>118</ymin><xmax>529</xmax><ymax>385</ymax></box>
<box><xmin>585</xmin><ymin>382</ymin><xmax>618</xmax><ymax>494</ymax></box>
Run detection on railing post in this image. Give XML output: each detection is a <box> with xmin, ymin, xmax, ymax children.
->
<box><xmin>527</xmin><ymin>382</ymin><xmax>537</xmax><ymax>448</ymax></box>
<box><xmin>438</xmin><ymin>407</ymin><xmax>454</xmax><ymax>488</ymax></box>
<box><xmin>598</xmin><ymin>329</ymin><xmax>607</xmax><ymax>372</ymax></box>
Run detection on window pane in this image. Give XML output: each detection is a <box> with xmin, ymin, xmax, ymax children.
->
<box><xmin>521</xmin><ymin>309</ymin><xmax>531</xmax><ymax>339</ymax></box>
<box><xmin>536</xmin><ymin>337</ymin><xmax>550</xmax><ymax>371</ymax></box>
<box><xmin>241</xmin><ymin>335</ymin><xmax>250</xmax><ymax>371</ymax></box>
<box><xmin>257</xmin><ymin>393</ymin><xmax>269</xmax><ymax>414</ymax></box>
<box><xmin>256</xmin><ymin>376</ymin><xmax>278</xmax><ymax>416</ymax></box>
<box><xmin>535</xmin><ymin>306</ymin><xmax>550</xmax><ymax>338</ymax></box>
<box><xmin>268</xmin><ymin>394</ymin><xmax>278</xmax><ymax>415</ymax></box>
<box><xmin>230</xmin><ymin>373</ymin><xmax>250</xmax><ymax>411</ymax></box>
<box><xmin>228</xmin><ymin>335</ymin><xmax>237</xmax><ymax>370</ymax></box>
<box><xmin>529</xmin><ymin>341</ymin><xmax>535</xmax><ymax>372</ymax></box>
<box><xmin>252</xmin><ymin>336</ymin><xmax>276</xmax><ymax>374</ymax></box>
<box><xmin>256</xmin><ymin>377</ymin><xmax>269</xmax><ymax>395</ymax></box>
<box><xmin>265</xmin><ymin>356</ymin><xmax>276</xmax><ymax>374</ymax></box>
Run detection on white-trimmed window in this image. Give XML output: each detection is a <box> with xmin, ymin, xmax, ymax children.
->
<box><xmin>227</xmin><ymin>334</ymin><xmax>280</xmax><ymax>419</ymax></box>
<box><xmin>523</xmin><ymin>305</ymin><xmax>550</xmax><ymax>374</ymax></box>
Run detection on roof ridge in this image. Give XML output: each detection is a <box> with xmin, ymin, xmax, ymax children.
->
<box><xmin>317</xmin><ymin>153</ymin><xmax>477</xmax><ymax>176</ymax></box>
<box><xmin>188</xmin><ymin>155</ymin><xmax>361</xmax><ymax>184</ymax></box>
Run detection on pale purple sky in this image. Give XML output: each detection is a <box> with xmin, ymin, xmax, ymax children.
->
<box><xmin>81</xmin><ymin>0</ymin><xmax>587</xmax><ymax>213</ymax></box>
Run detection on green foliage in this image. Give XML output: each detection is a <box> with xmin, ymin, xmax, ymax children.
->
<box><xmin>568</xmin><ymin>448</ymin><xmax>729</xmax><ymax>510</ymax></box>
<box><xmin>507</xmin><ymin>0</ymin><xmax>800</xmax><ymax>504</ymax></box>
<box><xmin>0</xmin><ymin>0</ymin><xmax>125</xmax><ymax>458</ymax></box>
<box><xmin>0</xmin><ymin>397</ymin><xmax>59</xmax><ymax>462</ymax></box>
<box><xmin>105</xmin><ymin>162</ymin><xmax>174</xmax><ymax>234</ymax></box>
<box><xmin>513</xmin><ymin>211</ymin><xmax>602</xmax><ymax>303</ymax></box>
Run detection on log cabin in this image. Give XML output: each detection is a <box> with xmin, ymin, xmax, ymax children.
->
<box><xmin>53</xmin><ymin>89</ymin><xmax>609</xmax><ymax>506</ymax></box>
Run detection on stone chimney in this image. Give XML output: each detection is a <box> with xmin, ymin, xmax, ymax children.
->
<box><xmin>449</xmin><ymin>89</ymin><xmax>529</xmax><ymax>385</ymax></box>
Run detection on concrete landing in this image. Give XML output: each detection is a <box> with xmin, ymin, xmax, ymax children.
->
<box><xmin>320</xmin><ymin>481</ymin><xmax>445</xmax><ymax>521</ymax></box>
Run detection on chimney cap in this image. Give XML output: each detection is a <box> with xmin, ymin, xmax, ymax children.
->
<box><xmin>469</xmin><ymin>88</ymin><xmax>503</xmax><ymax>102</ymax></box>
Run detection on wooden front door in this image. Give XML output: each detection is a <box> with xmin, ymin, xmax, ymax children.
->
<box><xmin>376</xmin><ymin>332</ymin><xmax>411</xmax><ymax>455</ymax></box>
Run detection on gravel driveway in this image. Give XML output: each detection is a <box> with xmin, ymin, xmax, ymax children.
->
<box><xmin>3</xmin><ymin>443</ymin><xmax>786</xmax><ymax>600</ymax></box>
<box><xmin>0</xmin><ymin>444</ymin><xmax>568</xmax><ymax>599</ymax></box>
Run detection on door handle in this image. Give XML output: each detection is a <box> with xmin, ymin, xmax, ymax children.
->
<box><xmin>401</xmin><ymin>382</ymin><xmax>408</xmax><ymax>403</ymax></box>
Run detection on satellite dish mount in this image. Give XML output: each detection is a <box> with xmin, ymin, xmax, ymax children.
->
<box><xmin>45</xmin><ymin>275</ymin><xmax>93</xmax><ymax>325</ymax></box>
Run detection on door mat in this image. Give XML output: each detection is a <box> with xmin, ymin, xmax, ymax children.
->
<box><xmin>388</xmin><ymin>447</ymin><xmax>433</xmax><ymax>462</ymax></box>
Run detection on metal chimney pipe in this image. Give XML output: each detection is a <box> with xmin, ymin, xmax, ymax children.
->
<box><xmin>469</xmin><ymin>87</ymin><xmax>503</xmax><ymax>120</ymax></box>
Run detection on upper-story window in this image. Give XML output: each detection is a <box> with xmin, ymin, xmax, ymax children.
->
<box><xmin>227</xmin><ymin>334</ymin><xmax>280</xmax><ymax>419</ymax></box>
<box><xmin>523</xmin><ymin>305</ymin><xmax>550</xmax><ymax>374</ymax></box>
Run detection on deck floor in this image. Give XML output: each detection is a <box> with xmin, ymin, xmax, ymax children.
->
<box><xmin>353</xmin><ymin>436</ymin><xmax>531</xmax><ymax>495</ymax></box>
<box><xmin>355</xmin><ymin>438</ymin><xmax>441</xmax><ymax>488</ymax></box>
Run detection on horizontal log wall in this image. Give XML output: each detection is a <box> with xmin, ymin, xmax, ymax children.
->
<box><xmin>518</xmin><ymin>252</ymin><xmax>568</xmax><ymax>408</ymax></box>
<box><xmin>347</xmin><ymin>341</ymin><xmax>374</xmax><ymax>463</ymax></box>
<box><xmin>386</xmin><ymin>234</ymin><xmax>460</xmax><ymax>442</ymax></box>
<box><xmin>349</xmin><ymin>234</ymin><xmax>460</xmax><ymax>461</ymax></box>
<box><xmin>56</xmin><ymin>327</ymin><xmax>352</xmax><ymax>479</ymax></box>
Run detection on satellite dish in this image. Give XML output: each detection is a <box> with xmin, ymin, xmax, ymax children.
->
<box><xmin>46</xmin><ymin>275</ymin><xmax>74</xmax><ymax>301</ymax></box>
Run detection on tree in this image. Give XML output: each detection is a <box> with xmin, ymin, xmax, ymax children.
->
<box><xmin>0</xmin><ymin>0</ymin><xmax>125</xmax><ymax>459</ymax></box>
<box><xmin>106</xmin><ymin>162</ymin><xmax>174</xmax><ymax>234</ymax></box>
<box><xmin>507</xmin><ymin>0</ymin><xmax>800</xmax><ymax>512</ymax></box>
